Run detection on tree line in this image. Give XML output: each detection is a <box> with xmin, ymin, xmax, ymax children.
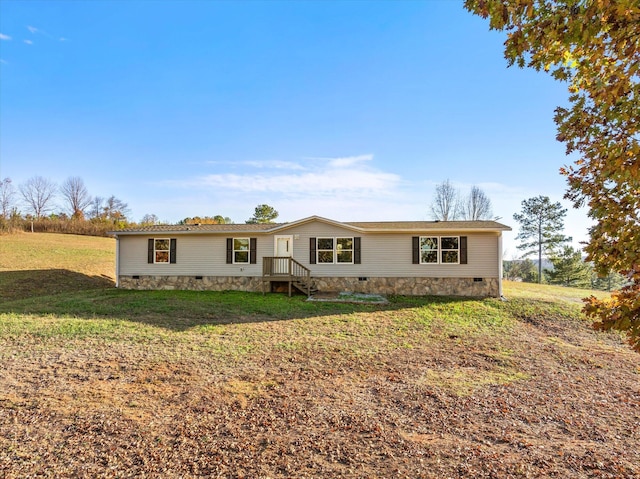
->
<box><xmin>0</xmin><ymin>175</ymin><xmax>284</xmax><ymax>235</ymax></box>
<box><xmin>0</xmin><ymin>176</ymin><xmax>136</xmax><ymax>235</ymax></box>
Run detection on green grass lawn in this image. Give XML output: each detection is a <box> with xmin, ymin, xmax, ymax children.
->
<box><xmin>0</xmin><ymin>232</ymin><xmax>619</xmax><ymax>373</ymax></box>
<box><xmin>0</xmin><ymin>232</ymin><xmax>116</xmax><ymax>301</ymax></box>
<box><xmin>0</xmin><ymin>231</ymin><xmax>115</xmax><ymax>276</ymax></box>
<box><xmin>0</xmin><ymin>232</ymin><xmax>637</xmax><ymax>478</ymax></box>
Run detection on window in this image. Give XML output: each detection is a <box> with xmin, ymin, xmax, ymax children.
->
<box><xmin>310</xmin><ymin>237</ymin><xmax>361</xmax><ymax>265</ymax></box>
<box><xmin>417</xmin><ymin>236</ymin><xmax>460</xmax><ymax>264</ymax></box>
<box><xmin>316</xmin><ymin>237</ymin><xmax>353</xmax><ymax>264</ymax></box>
<box><xmin>420</xmin><ymin>237</ymin><xmax>438</xmax><ymax>263</ymax></box>
<box><xmin>226</xmin><ymin>237</ymin><xmax>257</xmax><ymax>264</ymax></box>
<box><xmin>336</xmin><ymin>237</ymin><xmax>353</xmax><ymax>263</ymax></box>
<box><xmin>233</xmin><ymin>238</ymin><xmax>249</xmax><ymax>263</ymax></box>
<box><xmin>440</xmin><ymin>237</ymin><xmax>459</xmax><ymax>264</ymax></box>
<box><xmin>148</xmin><ymin>238</ymin><xmax>176</xmax><ymax>264</ymax></box>
<box><xmin>317</xmin><ymin>238</ymin><xmax>334</xmax><ymax>263</ymax></box>
<box><xmin>154</xmin><ymin>239</ymin><xmax>170</xmax><ymax>263</ymax></box>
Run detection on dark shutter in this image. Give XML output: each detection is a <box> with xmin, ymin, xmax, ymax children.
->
<box><xmin>250</xmin><ymin>238</ymin><xmax>257</xmax><ymax>264</ymax></box>
<box><xmin>412</xmin><ymin>236</ymin><xmax>420</xmax><ymax>264</ymax></box>
<box><xmin>309</xmin><ymin>237</ymin><xmax>316</xmax><ymax>264</ymax></box>
<box><xmin>170</xmin><ymin>238</ymin><xmax>177</xmax><ymax>264</ymax></box>
<box><xmin>226</xmin><ymin>238</ymin><xmax>233</xmax><ymax>264</ymax></box>
<box><xmin>354</xmin><ymin>237</ymin><xmax>361</xmax><ymax>264</ymax></box>
<box><xmin>460</xmin><ymin>236</ymin><xmax>467</xmax><ymax>264</ymax></box>
<box><xmin>148</xmin><ymin>238</ymin><xmax>154</xmax><ymax>263</ymax></box>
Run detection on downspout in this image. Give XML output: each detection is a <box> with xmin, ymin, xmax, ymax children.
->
<box><xmin>498</xmin><ymin>233</ymin><xmax>504</xmax><ymax>299</ymax></box>
<box><xmin>114</xmin><ymin>234</ymin><xmax>120</xmax><ymax>288</ymax></box>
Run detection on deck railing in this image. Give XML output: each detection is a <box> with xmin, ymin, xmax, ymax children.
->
<box><xmin>262</xmin><ymin>257</ymin><xmax>312</xmax><ymax>296</ymax></box>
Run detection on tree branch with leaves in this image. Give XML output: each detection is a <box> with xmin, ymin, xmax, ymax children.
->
<box><xmin>465</xmin><ymin>0</ymin><xmax>640</xmax><ymax>350</ymax></box>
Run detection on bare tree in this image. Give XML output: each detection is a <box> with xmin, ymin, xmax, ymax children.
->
<box><xmin>0</xmin><ymin>177</ymin><xmax>16</xmax><ymax>219</ymax></box>
<box><xmin>60</xmin><ymin>176</ymin><xmax>92</xmax><ymax>219</ymax></box>
<box><xmin>19</xmin><ymin>176</ymin><xmax>57</xmax><ymax>219</ymax></box>
<box><xmin>461</xmin><ymin>185</ymin><xmax>493</xmax><ymax>220</ymax></box>
<box><xmin>430</xmin><ymin>179</ymin><xmax>460</xmax><ymax>221</ymax></box>
<box><xmin>102</xmin><ymin>195</ymin><xmax>130</xmax><ymax>222</ymax></box>
<box><xmin>140</xmin><ymin>213</ymin><xmax>159</xmax><ymax>225</ymax></box>
<box><xmin>88</xmin><ymin>196</ymin><xmax>104</xmax><ymax>219</ymax></box>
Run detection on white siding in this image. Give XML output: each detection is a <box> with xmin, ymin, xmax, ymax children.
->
<box><xmin>117</xmin><ymin>221</ymin><xmax>501</xmax><ymax>279</ymax></box>
<box><xmin>281</xmin><ymin>222</ymin><xmax>500</xmax><ymax>278</ymax></box>
<box><xmin>118</xmin><ymin>234</ymin><xmax>267</xmax><ymax>277</ymax></box>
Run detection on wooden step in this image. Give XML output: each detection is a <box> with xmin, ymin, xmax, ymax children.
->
<box><xmin>292</xmin><ymin>281</ymin><xmax>319</xmax><ymax>295</ymax></box>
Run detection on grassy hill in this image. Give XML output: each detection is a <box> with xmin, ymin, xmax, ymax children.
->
<box><xmin>0</xmin><ymin>232</ymin><xmax>637</xmax><ymax>478</ymax></box>
<box><xmin>0</xmin><ymin>232</ymin><xmax>115</xmax><ymax>301</ymax></box>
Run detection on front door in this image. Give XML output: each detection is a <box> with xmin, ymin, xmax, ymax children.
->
<box><xmin>274</xmin><ymin>235</ymin><xmax>293</xmax><ymax>274</ymax></box>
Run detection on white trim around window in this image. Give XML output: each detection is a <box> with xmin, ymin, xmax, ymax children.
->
<box><xmin>154</xmin><ymin>238</ymin><xmax>170</xmax><ymax>263</ymax></box>
<box><xmin>316</xmin><ymin>237</ymin><xmax>354</xmax><ymax>264</ymax></box>
<box><xmin>420</xmin><ymin>236</ymin><xmax>460</xmax><ymax>264</ymax></box>
<box><xmin>233</xmin><ymin>237</ymin><xmax>250</xmax><ymax>264</ymax></box>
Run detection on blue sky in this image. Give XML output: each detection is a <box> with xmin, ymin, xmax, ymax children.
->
<box><xmin>0</xmin><ymin>0</ymin><xmax>590</xmax><ymax>256</ymax></box>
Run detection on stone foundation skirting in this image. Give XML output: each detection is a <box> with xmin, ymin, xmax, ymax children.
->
<box><xmin>118</xmin><ymin>275</ymin><xmax>499</xmax><ymax>297</ymax></box>
<box><xmin>118</xmin><ymin>275</ymin><xmax>264</xmax><ymax>292</ymax></box>
<box><xmin>312</xmin><ymin>277</ymin><xmax>499</xmax><ymax>297</ymax></box>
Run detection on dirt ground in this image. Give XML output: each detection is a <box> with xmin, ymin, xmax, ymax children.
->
<box><xmin>1</xmin><ymin>309</ymin><xmax>638</xmax><ymax>478</ymax></box>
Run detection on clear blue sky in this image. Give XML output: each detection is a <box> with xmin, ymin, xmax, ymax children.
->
<box><xmin>0</xmin><ymin>0</ymin><xmax>590</xmax><ymax>256</ymax></box>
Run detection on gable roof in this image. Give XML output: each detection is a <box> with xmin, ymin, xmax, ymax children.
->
<box><xmin>111</xmin><ymin>216</ymin><xmax>511</xmax><ymax>236</ymax></box>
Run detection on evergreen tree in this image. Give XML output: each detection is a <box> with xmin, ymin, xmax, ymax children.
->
<box><xmin>591</xmin><ymin>270</ymin><xmax>628</xmax><ymax>292</ymax></box>
<box><xmin>246</xmin><ymin>204</ymin><xmax>279</xmax><ymax>224</ymax></box>
<box><xmin>544</xmin><ymin>246</ymin><xmax>591</xmax><ymax>288</ymax></box>
<box><xmin>504</xmin><ymin>259</ymin><xmax>538</xmax><ymax>283</ymax></box>
<box><xmin>513</xmin><ymin>196</ymin><xmax>571</xmax><ymax>283</ymax></box>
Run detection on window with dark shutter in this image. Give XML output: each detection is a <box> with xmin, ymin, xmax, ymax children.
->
<box><xmin>170</xmin><ymin>238</ymin><xmax>177</xmax><ymax>264</ymax></box>
<box><xmin>460</xmin><ymin>236</ymin><xmax>468</xmax><ymax>264</ymax></box>
<box><xmin>412</xmin><ymin>236</ymin><xmax>420</xmax><ymax>264</ymax></box>
<box><xmin>354</xmin><ymin>237</ymin><xmax>361</xmax><ymax>264</ymax></box>
<box><xmin>226</xmin><ymin>238</ymin><xmax>233</xmax><ymax>264</ymax></box>
<box><xmin>250</xmin><ymin>238</ymin><xmax>257</xmax><ymax>264</ymax></box>
<box><xmin>309</xmin><ymin>237</ymin><xmax>316</xmax><ymax>264</ymax></box>
<box><xmin>148</xmin><ymin>238</ymin><xmax>154</xmax><ymax>263</ymax></box>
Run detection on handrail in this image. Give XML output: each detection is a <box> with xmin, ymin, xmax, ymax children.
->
<box><xmin>290</xmin><ymin>257</ymin><xmax>310</xmax><ymax>284</ymax></box>
<box><xmin>262</xmin><ymin>257</ymin><xmax>312</xmax><ymax>296</ymax></box>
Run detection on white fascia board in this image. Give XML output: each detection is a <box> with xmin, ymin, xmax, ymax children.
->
<box><xmin>268</xmin><ymin>216</ymin><xmax>367</xmax><ymax>233</ymax></box>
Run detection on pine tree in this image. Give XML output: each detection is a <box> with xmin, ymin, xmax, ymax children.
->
<box><xmin>544</xmin><ymin>246</ymin><xmax>591</xmax><ymax>288</ymax></box>
<box><xmin>513</xmin><ymin>196</ymin><xmax>571</xmax><ymax>283</ymax></box>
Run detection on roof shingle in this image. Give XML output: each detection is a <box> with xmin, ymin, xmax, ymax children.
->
<box><xmin>110</xmin><ymin>217</ymin><xmax>510</xmax><ymax>235</ymax></box>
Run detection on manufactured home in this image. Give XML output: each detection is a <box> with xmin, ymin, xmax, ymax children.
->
<box><xmin>111</xmin><ymin>216</ymin><xmax>511</xmax><ymax>297</ymax></box>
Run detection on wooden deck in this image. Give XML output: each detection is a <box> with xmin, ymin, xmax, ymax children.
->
<box><xmin>262</xmin><ymin>257</ymin><xmax>316</xmax><ymax>297</ymax></box>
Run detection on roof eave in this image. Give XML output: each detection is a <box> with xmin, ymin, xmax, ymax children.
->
<box><xmin>267</xmin><ymin>215</ymin><xmax>367</xmax><ymax>233</ymax></box>
<box><xmin>362</xmin><ymin>227</ymin><xmax>512</xmax><ymax>233</ymax></box>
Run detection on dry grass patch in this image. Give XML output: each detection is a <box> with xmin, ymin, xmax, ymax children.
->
<box><xmin>0</xmin><ymin>232</ymin><xmax>115</xmax><ymax>277</ymax></box>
